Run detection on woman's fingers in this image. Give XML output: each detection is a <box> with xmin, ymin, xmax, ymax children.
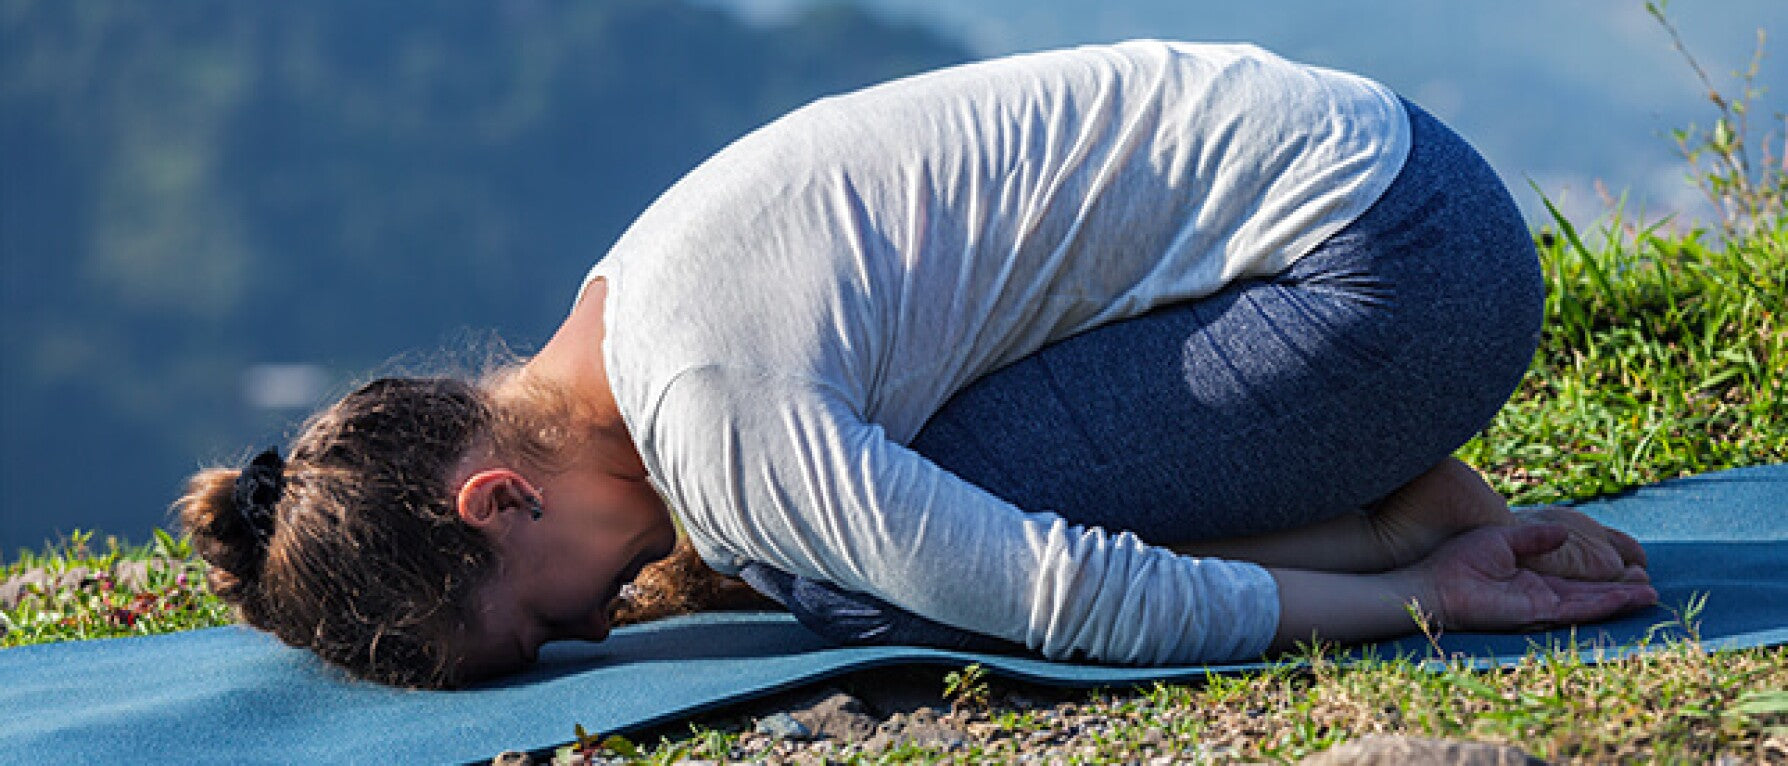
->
<box><xmin>1503</xmin><ymin>522</ymin><xmax>1570</xmax><ymax>560</ymax></box>
<box><xmin>1511</xmin><ymin>508</ymin><xmax>1652</xmax><ymax>582</ymax></box>
<box><xmin>1424</xmin><ymin>524</ymin><xmax>1659</xmax><ymax>633</ymax></box>
<box><xmin>1605</xmin><ymin>526</ymin><xmax>1649</xmax><ymax>568</ymax></box>
<box><xmin>1540</xmin><ymin>575</ymin><xmax>1658</xmax><ymax>624</ymax></box>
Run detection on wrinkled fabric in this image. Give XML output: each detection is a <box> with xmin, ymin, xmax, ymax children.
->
<box><xmin>739</xmin><ymin>99</ymin><xmax>1543</xmax><ymax>651</ymax></box>
<box><xmin>590</xmin><ymin>41</ymin><xmax>1411</xmax><ymax>664</ymax></box>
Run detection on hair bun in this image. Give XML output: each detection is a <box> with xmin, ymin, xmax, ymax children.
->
<box><xmin>173</xmin><ymin>452</ymin><xmax>285</xmax><ymax>609</ymax></box>
<box><xmin>232</xmin><ymin>447</ymin><xmax>285</xmax><ymax>547</ymax></box>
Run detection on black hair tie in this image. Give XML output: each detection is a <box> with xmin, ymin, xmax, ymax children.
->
<box><xmin>233</xmin><ymin>447</ymin><xmax>286</xmax><ymax>548</ymax></box>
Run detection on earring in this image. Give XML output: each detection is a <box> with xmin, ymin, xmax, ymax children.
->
<box><xmin>527</xmin><ymin>496</ymin><xmax>545</xmax><ymax>521</ymax></box>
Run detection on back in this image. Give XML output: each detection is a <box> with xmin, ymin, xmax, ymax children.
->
<box><xmin>593</xmin><ymin>40</ymin><xmax>1409</xmax><ymax>441</ymax></box>
<box><xmin>587</xmin><ymin>41</ymin><xmax>1410</xmax><ymax>665</ymax></box>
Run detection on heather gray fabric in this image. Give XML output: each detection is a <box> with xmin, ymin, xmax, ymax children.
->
<box><xmin>913</xmin><ymin>98</ymin><xmax>1540</xmax><ymax>539</ymax></box>
<box><xmin>746</xmin><ymin>98</ymin><xmax>1545</xmax><ymax>650</ymax></box>
<box><xmin>589</xmin><ymin>41</ymin><xmax>1411</xmax><ymax>666</ymax></box>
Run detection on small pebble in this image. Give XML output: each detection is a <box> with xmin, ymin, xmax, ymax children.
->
<box><xmin>488</xmin><ymin>750</ymin><xmax>530</xmax><ymax>766</ymax></box>
<box><xmin>786</xmin><ymin>690</ymin><xmax>877</xmax><ymax>741</ymax></box>
<box><xmin>754</xmin><ymin>712</ymin><xmax>814</xmax><ymax>740</ymax></box>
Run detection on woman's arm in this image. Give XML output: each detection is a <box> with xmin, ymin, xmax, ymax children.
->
<box><xmin>731</xmin><ymin>516</ymin><xmax>1658</xmax><ymax>658</ymax></box>
<box><xmin>658</xmin><ymin>374</ymin><xmax>1655</xmax><ymax>665</ymax></box>
<box><xmin>1266</xmin><ymin>524</ymin><xmax>1658</xmax><ymax>653</ymax></box>
<box><xmin>1265</xmin><ymin>567</ymin><xmax>1423</xmax><ymax>652</ymax></box>
<box><xmin>658</xmin><ymin>370</ymin><xmax>1283</xmax><ymax>664</ymax></box>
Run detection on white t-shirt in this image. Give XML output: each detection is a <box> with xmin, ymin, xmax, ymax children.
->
<box><xmin>584</xmin><ymin>40</ymin><xmax>1410</xmax><ymax>664</ymax></box>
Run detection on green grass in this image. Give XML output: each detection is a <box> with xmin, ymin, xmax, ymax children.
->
<box><xmin>1458</xmin><ymin>202</ymin><xmax>1786</xmax><ymax>505</ymax></box>
<box><xmin>589</xmin><ymin>641</ymin><xmax>1787</xmax><ymax>764</ymax></box>
<box><xmin>0</xmin><ymin>529</ymin><xmax>231</xmax><ymax>647</ymax></box>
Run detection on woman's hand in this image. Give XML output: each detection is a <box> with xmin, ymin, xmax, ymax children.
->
<box><xmin>1511</xmin><ymin>507</ymin><xmax>1649</xmax><ymax>582</ymax></box>
<box><xmin>1412</xmin><ymin>524</ymin><xmax>1657</xmax><ymax>633</ymax></box>
<box><xmin>1265</xmin><ymin>522</ymin><xmax>1655</xmax><ymax>653</ymax></box>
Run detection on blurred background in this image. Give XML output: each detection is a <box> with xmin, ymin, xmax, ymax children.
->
<box><xmin>1</xmin><ymin>0</ymin><xmax>1781</xmax><ymax>551</ymax></box>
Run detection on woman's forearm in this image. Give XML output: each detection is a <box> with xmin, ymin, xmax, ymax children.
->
<box><xmin>1264</xmin><ymin>524</ymin><xmax>1658</xmax><ymax>656</ymax></box>
<box><xmin>1263</xmin><ymin>566</ymin><xmax>1435</xmax><ymax>653</ymax></box>
<box><xmin>1172</xmin><ymin>511</ymin><xmax>1392</xmax><ymax>572</ymax></box>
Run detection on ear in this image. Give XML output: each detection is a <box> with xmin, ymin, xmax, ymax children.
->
<box><xmin>455</xmin><ymin>469</ymin><xmax>537</xmax><ymax>530</ymax></box>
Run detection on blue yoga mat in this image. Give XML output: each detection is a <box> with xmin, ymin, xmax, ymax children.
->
<box><xmin>2</xmin><ymin>464</ymin><xmax>1783</xmax><ymax>764</ymax></box>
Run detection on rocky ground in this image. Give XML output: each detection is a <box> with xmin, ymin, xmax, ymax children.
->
<box><xmin>496</xmin><ymin>664</ymin><xmax>1553</xmax><ymax>765</ymax></box>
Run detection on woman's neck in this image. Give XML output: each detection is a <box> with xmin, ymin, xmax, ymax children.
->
<box><xmin>521</xmin><ymin>277</ymin><xmax>647</xmax><ymax>480</ymax></box>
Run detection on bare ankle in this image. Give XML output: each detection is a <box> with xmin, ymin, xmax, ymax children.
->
<box><xmin>1366</xmin><ymin>458</ymin><xmax>1514</xmax><ymax>568</ymax></box>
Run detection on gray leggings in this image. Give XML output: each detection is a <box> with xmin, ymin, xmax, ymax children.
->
<box><xmin>740</xmin><ymin>99</ymin><xmax>1545</xmax><ymax>651</ymax></box>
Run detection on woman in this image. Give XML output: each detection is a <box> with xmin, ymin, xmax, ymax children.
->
<box><xmin>178</xmin><ymin>40</ymin><xmax>1655</xmax><ymax>688</ymax></box>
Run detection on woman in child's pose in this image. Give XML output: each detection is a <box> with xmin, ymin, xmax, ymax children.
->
<box><xmin>179</xmin><ymin>40</ymin><xmax>1653</xmax><ymax>688</ymax></box>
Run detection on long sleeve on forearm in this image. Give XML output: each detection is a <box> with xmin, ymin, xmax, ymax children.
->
<box><xmin>653</xmin><ymin>368</ymin><xmax>1282</xmax><ymax>665</ymax></box>
<box><xmin>584</xmin><ymin>40</ymin><xmax>1405</xmax><ymax>666</ymax></box>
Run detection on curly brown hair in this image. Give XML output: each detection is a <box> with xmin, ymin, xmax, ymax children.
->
<box><xmin>175</xmin><ymin>373</ymin><xmax>773</xmax><ymax>689</ymax></box>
